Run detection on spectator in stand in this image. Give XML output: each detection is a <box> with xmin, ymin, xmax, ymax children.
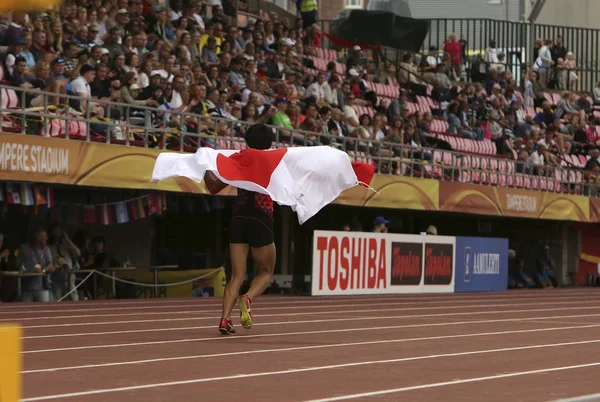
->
<box><xmin>4</xmin><ymin>37</ymin><xmax>25</xmax><ymax>77</ymax></box>
<box><xmin>346</xmin><ymin>45</ymin><xmax>362</xmax><ymax>74</ymax></box>
<box><xmin>551</xmin><ymin>35</ymin><xmax>568</xmax><ymax>64</ymax></box>
<box><xmin>533</xmin><ymin>39</ymin><xmax>553</xmax><ymax>88</ymax></box>
<box><xmin>447</xmin><ymin>102</ymin><xmax>477</xmax><ymax>140</ymax></box>
<box><xmin>71</xmin><ymin>64</ymin><xmax>105</xmax><ymax>118</ymax></box>
<box><xmin>484</xmin><ymin>39</ymin><xmax>500</xmax><ymax>67</ymax></box>
<box><xmin>443</xmin><ymin>33</ymin><xmax>462</xmax><ymax>81</ymax></box>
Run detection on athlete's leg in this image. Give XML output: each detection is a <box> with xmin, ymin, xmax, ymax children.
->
<box><xmin>221</xmin><ymin>243</ymin><xmax>249</xmax><ymax>320</ymax></box>
<box><xmin>246</xmin><ymin>243</ymin><xmax>276</xmax><ymax>300</ymax></box>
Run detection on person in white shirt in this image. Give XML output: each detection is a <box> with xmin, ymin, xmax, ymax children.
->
<box><xmin>306</xmin><ymin>72</ymin><xmax>326</xmax><ymax>104</ymax></box>
<box><xmin>71</xmin><ymin>64</ymin><xmax>105</xmax><ymax>118</ymax></box>
<box><xmin>484</xmin><ymin>40</ymin><xmax>499</xmax><ymax>66</ymax></box>
<box><xmin>526</xmin><ymin>143</ymin><xmax>546</xmax><ymax>175</ymax></box>
<box><xmin>322</xmin><ymin>74</ymin><xmax>340</xmax><ymax>108</ymax></box>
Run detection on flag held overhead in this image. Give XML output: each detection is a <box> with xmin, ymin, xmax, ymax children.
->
<box><xmin>151</xmin><ymin>146</ymin><xmax>375</xmax><ymax>224</ymax></box>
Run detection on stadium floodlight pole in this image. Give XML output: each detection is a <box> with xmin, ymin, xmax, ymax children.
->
<box><xmin>528</xmin><ymin>0</ymin><xmax>547</xmax><ymax>65</ymax></box>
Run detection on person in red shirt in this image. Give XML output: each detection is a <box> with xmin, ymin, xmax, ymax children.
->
<box><xmin>444</xmin><ymin>33</ymin><xmax>462</xmax><ymax>81</ymax></box>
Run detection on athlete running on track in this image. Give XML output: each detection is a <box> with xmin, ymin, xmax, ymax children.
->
<box><xmin>204</xmin><ymin>123</ymin><xmax>276</xmax><ymax>335</ymax></box>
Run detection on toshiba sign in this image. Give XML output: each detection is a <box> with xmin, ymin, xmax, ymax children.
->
<box><xmin>312</xmin><ymin>231</ymin><xmax>455</xmax><ymax>295</ymax></box>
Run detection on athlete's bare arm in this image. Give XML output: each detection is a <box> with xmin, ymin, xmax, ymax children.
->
<box><xmin>205</xmin><ymin>171</ymin><xmax>228</xmax><ymax>194</ymax></box>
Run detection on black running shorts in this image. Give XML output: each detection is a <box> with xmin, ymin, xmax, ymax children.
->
<box><xmin>230</xmin><ymin>215</ymin><xmax>274</xmax><ymax>248</ymax></box>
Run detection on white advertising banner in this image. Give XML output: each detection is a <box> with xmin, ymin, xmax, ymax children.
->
<box><xmin>311</xmin><ymin>231</ymin><xmax>456</xmax><ymax>296</ymax></box>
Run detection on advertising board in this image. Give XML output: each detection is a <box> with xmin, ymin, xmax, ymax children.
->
<box><xmin>453</xmin><ymin>237</ymin><xmax>509</xmax><ymax>292</ymax></box>
<box><xmin>311</xmin><ymin>231</ymin><xmax>455</xmax><ymax>295</ymax></box>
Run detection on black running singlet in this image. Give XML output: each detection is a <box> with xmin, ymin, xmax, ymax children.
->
<box><xmin>233</xmin><ymin>188</ymin><xmax>274</xmax><ymax>220</ymax></box>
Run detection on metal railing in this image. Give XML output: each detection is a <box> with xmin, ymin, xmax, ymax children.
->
<box><xmin>315</xmin><ymin>18</ymin><xmax>600</xmax><ymax>91</ymax></box>
<box><xmin>1</xmin><ymin>84</ymin><xmax>598</xmax><ymax>197</ymax></box>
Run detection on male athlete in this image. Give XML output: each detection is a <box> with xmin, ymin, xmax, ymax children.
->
<box><xmin>204</xmin><ymin>123</ymin><xmax>277</xmax><ymax>335</ymax></box>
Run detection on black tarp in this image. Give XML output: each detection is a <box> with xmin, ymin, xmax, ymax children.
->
<box><xmin>367</xmin><ymin>0</ymin><xmax>412</xmax><ymax>18</ymax></box>
<box><xmin>329</xmin><ymin>9</ymin><xmax>428</xmax><ymax>53</ymax></box>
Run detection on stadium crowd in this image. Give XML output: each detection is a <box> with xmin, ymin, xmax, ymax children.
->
<box><xmin>1</xmin><ymin>0</ymin><xmax>600</xmax><ymax>180</ymax></box>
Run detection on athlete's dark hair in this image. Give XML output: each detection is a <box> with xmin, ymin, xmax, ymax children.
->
<box><xmin>244</xmin><ymin>123</ymin><xmax>273</xmax><ymax>150</ymax></box>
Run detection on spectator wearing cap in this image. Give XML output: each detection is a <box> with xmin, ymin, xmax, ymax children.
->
<box><xmin>272</xmin><ymin>97</ymin><xmax>305</xmax><ymax>144</ymax></box>
<box><xmin>346</xmin><ymin>45</ymin><xmax>362</xmax><ymax>74</ymax></box>
<box><xmin>107</xmin><ymin>9</ymin><xmax>130</xmax><ymax>33</ymax></box>
<box><xmin>373</xmin><ymin>216</ymin><xmax>388</xmax><ymax>233</ymax></box>
<box><xmin>141</xmin><ymin>71</ymin><xmax>163</xmax><ymax>99</ymax></box>
<box><xmin>272</xmin><ymin>97</ymin><xmax>293</xmax><ymax>129</ymax></box>
<box><xmin>4</xmin><ymin>37</ymin><xmax>26</xmax><ymax>78</ymax></box>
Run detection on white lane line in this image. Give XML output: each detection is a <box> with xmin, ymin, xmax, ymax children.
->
<box><xmin>0</xmin><ymin>294</ymin><xmax>600</xmax><ymax>321</ymax></box>
<box><xmin>19</xmin><ymin>304</ymin><xmax>600</xmax><ymax>332</ymax></box>
<box><xmin>22</xmin><ymin>313</ymin><xmax>600</xmax><ymax>354</ymax></box>
<box><xmin>9</xmin><ymin>299</ymin><xmax>600</xmax><ymax>324</ymax></box>
<box><xmin>2</xmin><ymin>288</ymin><xmax>596</xmax><ymax>311</ymax></box>
<box><xmin>0</xmin><ymin>293</ymin><xmax>549</xmax><ymax>310</ymax></box>
<box><xmin>307</xmin><ymin>362</ymin><xmax>600</xmax><ymax>402</ymax></box>
<box><xmin>20</xmin><ymin>339</ymin><xmax>600</xmax><ymax>401</ymax></box>
<box><xmin>21</xmin><ymin>323</ymin><xmax>600</xmax><ymax>374</ymax></box>
<box><xmin>21</xmin><ymin>309</ymin><xmax>600</xmax><ymax>339</ymax></box>
<box><xmin>3</xmin><ymin>292</ymin><xmax>600</xmax><ymax>315</ymax></box>
<box><xmin>554</xmin><ymin>393</ymin><xmax>600</xmax><ymax>402</ymax></box>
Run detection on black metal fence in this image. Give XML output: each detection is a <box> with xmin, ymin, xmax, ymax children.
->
<box><xmin>319</xmin><ymin>18</ymin><xmax>600</xmax><ymax>91</ymax></box>
<box><xmin>419</xmin><ymin>19</ymin><xmax>600</xmax><ymax>90</ymax></box>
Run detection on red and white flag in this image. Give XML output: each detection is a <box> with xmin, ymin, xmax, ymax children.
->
<box><xmin>151</xmin><ymin>146</ymin><xmax>375</xmax><ymax>224</ymax></box>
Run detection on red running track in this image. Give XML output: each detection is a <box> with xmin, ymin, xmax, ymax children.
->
<box><xmin>3</xmin><ymin>289</ymin><xmax>600</xmax><ymax>402</ymax></box>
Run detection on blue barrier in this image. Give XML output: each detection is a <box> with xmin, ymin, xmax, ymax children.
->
<box><xmin>454</xmin><ymin>237</ymin><xmax>509</xmax><ymax>292</ymax></box>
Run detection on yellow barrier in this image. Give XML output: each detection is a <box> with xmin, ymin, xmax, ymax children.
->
<box><xmin>0</xmin><ymin>325</ymin><xmax>22</xmax><ymax>402</ymax></box>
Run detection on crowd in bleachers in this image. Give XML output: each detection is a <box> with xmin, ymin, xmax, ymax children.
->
<box><xmin>1</xmin><ymin>1</ymin><xmax>600</xmax><ymax>191</ymax></box>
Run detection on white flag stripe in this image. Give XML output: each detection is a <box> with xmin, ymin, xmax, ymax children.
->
<box><xmin>151</xmin><ymin>147</ymin><xmax>360</xmax><ymax>224</ymax></box>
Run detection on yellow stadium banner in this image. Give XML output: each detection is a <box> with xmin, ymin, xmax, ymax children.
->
<box><xmin>0</xmin><ymin>132</ymin><xmax>205</xmax><ymax>193</ymax></box>
<box><xmin>335</xmin><ymin>175</ymin><xmax>439</xmax><ymax>210</ymax></box>
<box><xmin>439</xmin><ymin>181</ymin><xmax>590</xmax><ymax>222</ymax></box>
<box><xmin>0</xmin><ymin>325</ymin><xmax>22</xmax><ymax>402</ymax></box>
